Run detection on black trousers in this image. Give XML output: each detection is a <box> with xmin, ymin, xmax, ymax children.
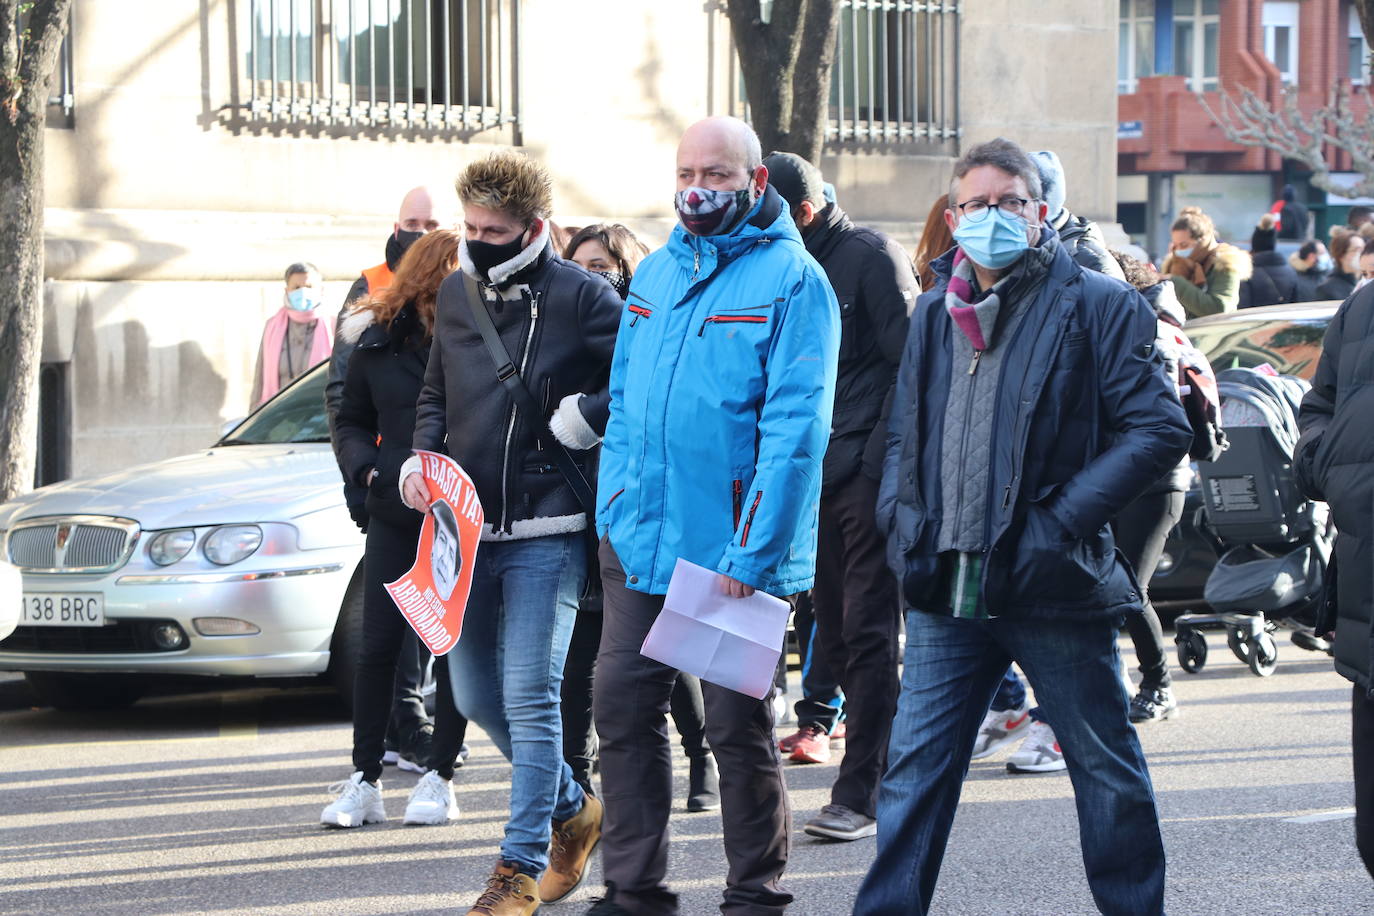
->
<box><xmin>1114</xmin><ymin>490</ymin><xmax>1185</xmax><ymax>692</ymax></box>
<box><xmin>1354</xmin><ymin>685</ymin><xmax>1374</xmax><ymax>879</ymax></box>
<box><xmin>562</xmin><ymin>609</ymin><xmax>711</xmax><ymax>796</ymax></box>
<box><xmin>594</xmin><ymin>539</ymin><xmax>791</xmax><ymax>915</ymax></box>
<box><xmin>811</xmin><ymin>472</ymin><xmax>900</xmax><ymax>818</ymax></box>
<box><xmin>352</xmin><ymin>516</ymin><xmax>468</xmax><ymax>782</ymax></box>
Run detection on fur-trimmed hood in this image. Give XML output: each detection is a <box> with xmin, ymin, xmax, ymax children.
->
<box><xmin>338</xmin><ymin>306</ymin><xmax>377</xmax><ymax>345</ymax></box>
<box><xmin>1208</xmin><ymin>242</ymin><xmax>1253</xmax><ymax>282</ymax></box>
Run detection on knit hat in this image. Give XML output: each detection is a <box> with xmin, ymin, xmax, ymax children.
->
<box><xmin>762</xmin><ymin>151</ymin><xmax>826</xmax><ymax>210</ymax></box>
<box><xmin>1030</xmin><ymin>150</ymin><xmax>1067</xmax><ymax>224</ymax></box>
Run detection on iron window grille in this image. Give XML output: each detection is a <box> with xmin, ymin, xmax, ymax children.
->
<box><xmin>722</xmin><ymin>0</ymin><xmax>958</xmax><ymax>149</ymax></box>
<box><xmin>242</xmin><ymin>0</ymin><xmax>519</xmax><ymax>133</ymax></box>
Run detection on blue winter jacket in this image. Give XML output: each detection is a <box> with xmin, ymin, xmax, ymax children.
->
<box><xmin>878</xmin><ymin>238</ymin><xmax>1192</xmax><ymax>619</ymax></box>
<box><xmin>597</xmin><ymin>186</ymin><xmax>840</xmax><ymax>596</ymax></box>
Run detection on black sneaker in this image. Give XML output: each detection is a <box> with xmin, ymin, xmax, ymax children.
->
<box><xmin>584</xmin><ymin>898</ymin><xmax>633</xmax><ymax>915</ymax></box>
<box><xmin>398</xmin><ymin>724</ymin><xmax>434</xmax><ymax>774</ymax></box>
<box><xmin>1128</xmin><ymin>686</ymin><xmax>1178</xmax><ymax>723</ymax></box>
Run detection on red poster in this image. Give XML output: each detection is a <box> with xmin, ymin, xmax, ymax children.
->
<box><xmin>384</xmin><ymin>449</ymin><xmax>484</xmax><ymax>655</ymax></box>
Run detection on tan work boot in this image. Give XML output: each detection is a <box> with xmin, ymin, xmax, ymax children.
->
<box><xmin>467</xmin><ymin>861</ymin><xmax>540</xmax><ymax>916</ymax></box>
<box><xmin>538</xmin><ymin>793</ymin><xmax>604</xmax><ymax>903</ymax></box>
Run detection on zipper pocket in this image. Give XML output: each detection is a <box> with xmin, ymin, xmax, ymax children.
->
<box><xmin>732</xmin><ymin>479</ymin><xmax>743</xmax><ymax>530</ymax></box>
<box><xmin>605</xmin><ymin>487</ymin><xmax>625</xmax><ymax>510</ymax></box>
<box><xmin>740</xmin><ymin>490</ymin><xmax>763</xmax><ymax>547</ymax></box>
<box><xmin>629</xmin><ymin>304</ymin><xmax>652</xmax><ymax>326</ymax></box>
<box><xmin>698</xmin><ymin>315</ymin><xmax>768</xmax><ymax>336</ymax></box>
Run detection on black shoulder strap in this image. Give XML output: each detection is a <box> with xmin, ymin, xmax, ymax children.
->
<box><xmin>460</xmin><ymin>272</ymin><xmax>597</xmax><ymax>513</ymax></box>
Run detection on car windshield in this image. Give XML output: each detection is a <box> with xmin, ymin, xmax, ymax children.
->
<box><xmin>1187</xmin><ymin>316</ymin><xmax>1329</xmax><ymax>381</ymax></box>
<box><xmin>218</xmin><ymin>362</ymin><xmax>331</xmax><ymax>445</ymax></box>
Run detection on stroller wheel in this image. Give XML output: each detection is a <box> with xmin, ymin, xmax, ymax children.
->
<box><xmin>1177</xmin><ymin>630</ymin><xmax>1208</xmax><ymax>674</ymax></box>
<box><xmin>1248</xmin><ymin>632</ymin><xmax>1278</xmax><ymax>677</ymax></box>
<box><xmin>1226</xmin><ymin>628</ymin><xmax>1252</xmax><ymax>664</ymax></box>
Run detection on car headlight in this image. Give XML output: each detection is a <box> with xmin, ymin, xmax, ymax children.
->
<box><xmin>148</xmin><ymin>529</ymin><xmax>197</xmax><ymax>566</ymax></box>
<box><xmin>203</xmin><ymin>525</ymin><xmax>263</xmax><ymax>566</ymax></box>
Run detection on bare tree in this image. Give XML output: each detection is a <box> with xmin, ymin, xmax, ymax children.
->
<box><xmin>1201</xmin><ymin>0</ymin><xmax>1374</xmax><ymax>199</ymax></box>
<box><xmin>0</xmin><ymin>0</ymin><xmax>71</xmax><ymax>502</ymax></box>
<box><xmin>724</xmin><ymin>0</ymin><xmax>841</xmax><ymax>165</ymax></box>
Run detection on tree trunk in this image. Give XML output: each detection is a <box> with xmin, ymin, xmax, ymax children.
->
<box><xmin>726</xmin><ymin>0</ymin><xmax>841</xmax><ymax>165</ymax></box>
<box><xmin>0</xmin><ymin>0</ymin><xmax>71</xmax><ymax>503</ymax></box>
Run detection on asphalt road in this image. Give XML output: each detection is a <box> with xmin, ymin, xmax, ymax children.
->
<box><xmin>0</xmin><ymin>637</ymin><xmax>1371</xmax><ymax>916</ymax></box>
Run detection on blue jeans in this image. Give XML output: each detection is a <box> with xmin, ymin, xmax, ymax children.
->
<box><xmin>447</xmin><ymin>533</ymin><xmax>586</xmax><ymax>875</ymax></box>
<box><xmin>990</xmin><ymin>666</ymin><xmax>1025</xmax><ymax>712</ymax></box>
<box><xmin>856</xmin><ymin>609</ymin><xmax>1166</xmax><ymax>916</ymax></box>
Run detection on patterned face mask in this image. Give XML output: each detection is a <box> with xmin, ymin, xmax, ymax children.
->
<box><xmin>675</xmin><ymin>185</ymin><xmax>753</xmax><ymax>237</ymax></box>
<box><xmin>591</xmin><ymin>269</ymin><xmax>629</xmax><ymax>299</ymax></box>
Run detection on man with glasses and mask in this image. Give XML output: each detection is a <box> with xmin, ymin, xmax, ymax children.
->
<box><xmin>855</xmin><ymin>138</ymin><xmax>1189</xmax><ymax>915</ymax></box>
<box><xmin>402</xmin><ymin>151</ymin><xmax>621</xmax><ymax>916</ymax></box>
<box><xmin>588</xmin><ymin>116</ymin><xmax>838</xmax><ymax>915</ymax></box>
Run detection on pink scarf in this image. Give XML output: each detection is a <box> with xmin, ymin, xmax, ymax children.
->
<box><xmin>258</xmin><ymin>301</ymin><xmax>333</xmax><ymax>404</ymax></box>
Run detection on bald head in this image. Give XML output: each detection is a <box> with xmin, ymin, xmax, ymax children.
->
<box><xmin>396</xmin><ymin>186</ymin><xmax>453</xmax><ymax>234</ymax></box>
<box><xmin>677</xmin><ymin>116</ymin><xmax>767</xmax><ymax>200</ymax></box>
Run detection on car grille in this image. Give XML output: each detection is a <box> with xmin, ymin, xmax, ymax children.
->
<box><xmin>0</xmin><ymin>620</ymin><xmax>181</xmax><ymax>654</ymax></box>
<box><xmin>6</xmin><ymin>517</ymin><xmax>140</xmax><ymax>573</ymax></box>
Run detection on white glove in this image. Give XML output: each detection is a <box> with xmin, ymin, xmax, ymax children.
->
<box><xmin>398</xmin><ymin>455</ymin><xmax>426</xmax><ymax>510</ymax></box>
<box><xmin>549</xmin><ymin>393</ymin><xmax>601</xmax><ymax>450</ymax></box>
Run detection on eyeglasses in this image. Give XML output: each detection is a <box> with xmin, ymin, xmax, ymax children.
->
<box><xmin>956</xmin><ymin>197</ymin><xmax>1033</xmax><ymax>223</ymax></box>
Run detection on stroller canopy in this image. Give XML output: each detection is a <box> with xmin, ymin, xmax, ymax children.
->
<box><xmin>1215</xmin><ymin>368</ymin><xmax>1309</xmax><ymax>457</ymax></box>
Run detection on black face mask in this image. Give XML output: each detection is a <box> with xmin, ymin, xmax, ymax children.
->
<box><xmin>466</xmin><ymin>228</ymin><xmax>528</xmax><ymax>279</ymax></box>
<box><xmin>386</xmin><ymin>229</ymin><xmax>425</xmax><ymax>270</ymax></box>
<box><xmin>591</xmin><ymin>269</ymin><xmax>629</xmax><ymax>299</ymax></box>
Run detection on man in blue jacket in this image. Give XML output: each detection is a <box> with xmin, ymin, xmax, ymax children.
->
<box><xmin>589</xmin><ymin>116</ymin><xmax>839</xmax><ymax>916</ymax></box>
<box><xmin>855</xmin><ymin>138</ymin><xmax>1190</xmax><ymax>915</ymax></box>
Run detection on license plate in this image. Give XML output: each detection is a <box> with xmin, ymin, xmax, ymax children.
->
<box><xmin>20</xmin><ymin>593</ymin><xmax>104</xmax><ymax>627</ymax></box>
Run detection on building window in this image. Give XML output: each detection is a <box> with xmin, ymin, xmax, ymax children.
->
<box><xmin>1174</xmin><ymin>0</ymin><xmax>1220</xmax><ymax>92</ymax></box>
<box><xmin>1118</xmin><ymin>0</ymin><xmax>1155</xmax><ymax>94</ymax></box>
<box><xmin>243</xmin><ymin>0</ymin><xmax>519</xmax><ymax>133</ymax></box>
<box><xmin>1351</xmin><ymin>7</ymin><xmax>1370</xmax><ymax>85</ymax></box>
<box><xmin>1263</xmin><ymin>1</ymin><xmax>1300</xmax><ymax>85</ymax></box>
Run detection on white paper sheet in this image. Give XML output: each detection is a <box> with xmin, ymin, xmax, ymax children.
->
<box><xmin>639</xmin><ymin>557</ymin><xmax>791</xmax><ymax>700</ymax></box>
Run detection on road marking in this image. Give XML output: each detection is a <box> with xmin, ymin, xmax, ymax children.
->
<box><xmin>1284</xmin><ymin>808</ymin><xmax>1356</xmax><ymax>824</ymax></box>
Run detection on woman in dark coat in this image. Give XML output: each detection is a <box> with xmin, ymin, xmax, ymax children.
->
<box><xmin>323</xmin><ymin>229</ymin><xmax>469</xmax><ymax>827</ymax></box>
<box><xmin>1317</xmin><ymin>230</ymin><xmax>1365</xmax><ymax>301</ymax></box>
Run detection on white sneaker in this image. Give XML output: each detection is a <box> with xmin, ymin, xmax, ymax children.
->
<box><xmin>403</xmin><ymin>770</ymin><xmax>458</xmax><ymax>825</ymax></box>
<box><xmin>970</xmin><ymin>704</ymin><xmax>1031</xmax><ymax>759</ymax></box>
<box><xmin>320</xmin><ymin>772</ymin><xmax>387</xmax><ymax>827</ymax></box>
<box><xmin>1006</xmin><ymin>721</ymin><xmax>1067</xmax><ymax>774</ymax></box>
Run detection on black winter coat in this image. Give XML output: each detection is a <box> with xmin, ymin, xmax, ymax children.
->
<box><xmin>802</xmin><ymin>204</ymin><xmax>918</xmax><ymax>488</ymax></box>
<box><xmin>413</xmin><ymin>243</ymin><xmax>621</xmax><ymax>535</ymax></box>
<box><xmin>1241</xmin><ymin>250</ymin><xmax>1298</xmax><ymax>308</ymax></box>
<box><xmin>878</xmin><ymin>237</ymin><xmax>1192</xmax><ymax>619</ymax></box>
<box><xmin>334</xmin><ymin>303</ymin><xmax>430</xmax><ymax>530</ymax></box>
<box><xmin>1295</xmin><ymin>282</ymin><xmax>1374</xmax><ymax>692</ymax></box>
<box><xmin>1317</xmin><ymin>270</ymin><xmax>1358</xmax><ymax>302</ymax></box>
<box><xmin>1291</xmin><ymin>259</ymin><xmax>1329</xmax><ymax>302</ymax></box>
<box><xmin>1054</xmin><ymin>212</ymin><xmax>1126</xmax><ymax>282</ymax></box>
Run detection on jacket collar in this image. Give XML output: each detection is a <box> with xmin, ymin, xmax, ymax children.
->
<box><xmin>667</xmin><ymin>184</ymin><xmax>796</xmax><ymax>276</ymax></box>
<box><xmin>459</xmin><ymin>219</ymin><xmax>553</xmax><ymax>290</ymax></box>
<box><xmin>803</xmin><ymin>203</ymin><xmax>852</xmax><ymax>262</ymax></box>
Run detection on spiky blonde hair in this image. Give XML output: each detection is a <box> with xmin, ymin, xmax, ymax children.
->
<box><xmin>455</xmin><ymin>151</ymin><xmax>553</xmax><ymax>224</ymax></box>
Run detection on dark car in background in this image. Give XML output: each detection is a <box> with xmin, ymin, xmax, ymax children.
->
<box><xmin>1148</xmin><ymin>302</ymin><xmax>1338</xmax><ymax>617</ymax></box>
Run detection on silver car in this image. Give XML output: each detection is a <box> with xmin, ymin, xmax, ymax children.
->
<box><xmin>0</xmin><ymin>364</ymin><xmax>366</xmax><ymax>709</ymax></box>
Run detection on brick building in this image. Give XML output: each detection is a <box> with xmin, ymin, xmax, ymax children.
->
<box><xmin>1117</xmin><ymin>0</ymin><xmax>1370</xmax><ymax>257</ymax></box>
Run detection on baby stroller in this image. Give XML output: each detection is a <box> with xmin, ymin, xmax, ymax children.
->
<box><xmin>1173</xmin><ymin>368</ymin><xmax>1332</xmax><ymax>678</ymax></box>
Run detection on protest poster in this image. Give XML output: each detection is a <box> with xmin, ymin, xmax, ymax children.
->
<box><xmin>384</xmin><ymin>449</ymin><xmax>483</xmax><ymax>655</ymax></box>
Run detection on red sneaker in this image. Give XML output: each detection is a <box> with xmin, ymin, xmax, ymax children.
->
<box><xmin>788</xmin><ymin>724</ymin><xmax>831</xmax><ymax>764</ymax></box>
<box><xmin>778</xmin><ymin>727</ymin><xmax>810</xmax><ymax>754</ymax></box>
